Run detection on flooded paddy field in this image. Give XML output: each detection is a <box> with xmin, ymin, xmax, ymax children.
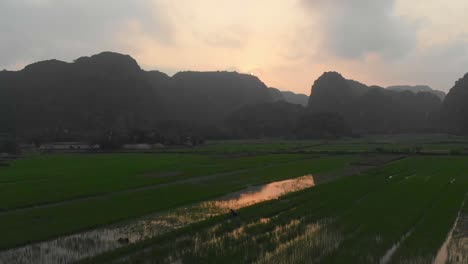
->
<box><xmin>0</xmin><ymin>151</ymin><xmax>356</xmax><ymax>262</ymax></box>
<box><xmin>78</xmin><ymin>156</ymin><xmax>468</xmax><ymax>264</ymax></box>
<box><xmin>0</xmin><ymin>141</ymin><xmax>467</xmax><ymax>264</ymax></box>
<box><xmin>0</xmin><ymin>175</ymin><xmax>315</xmax><ymax>264</ymax></box>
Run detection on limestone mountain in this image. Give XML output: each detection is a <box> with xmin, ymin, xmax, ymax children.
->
<box><xmin>442</xmin><ymin>73</ymin><xmax>468</xmax><ymax>133</ymax></box>
<box><xmin>269</xmin><ymin>88</ymin><xmax>309</xmax><ymax>106</ymax></box>
<box><xmin>0</xmin><ymin>52</ymin><xmax>277</xmax><ymax>138</ymax></box>
<box><xmin>226</xmin><ymin>101</ymin><xmax>304</xmax><ymax>138</ymax></box>
<box><xmin>307</xmin><ymin>72</ymin><xmax>442</xmax><ymax>133</ymax></box>
<box><xmin>308</xmin><ymin>71</ymin><xmax>354</xmax><ymax>115</ymax></box>
<box><xmin>387</xmin><ymin>85</ymin><xmax>446</xmax><ymax>100</ymax></box>
<box><xmin>1</xmin><ymin>52</ymin><xmax>160</xmax><ymax>138</ymax></box>
<box><xmin>280</xmin><ymin>91</ymin><xmax>309</xmax><ymax>106</ymax></box>
<box><xmin>165</xmin><ymin>71</ymin><xmax>274</xmax><ymax>125</ymax></box>
<box><xmin>268</xmin><ymin>88</ymin><xmax>285</xmax><ymax>102</ymax></box>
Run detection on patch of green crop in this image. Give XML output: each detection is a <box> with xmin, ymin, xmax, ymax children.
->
<box><xmin>0</xmin><ymin>154</ymin><xmax>351</xmax><ymax>249</ymax></box>
<box><xmin>82</xmin><ymin>156</ymin><xmax>468</xmax><ymax>264</ymax></box>
<box><xmin>0</xmin><ymin>153</ymin><xmax>314</xmax><ymax>210</ymax></box>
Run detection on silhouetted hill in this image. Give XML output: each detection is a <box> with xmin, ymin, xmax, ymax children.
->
<box><xmin>0</xmin><ymin>52</ymin><xmax>161</xmax><ymax>140</ymax></box>
<box><xmin>442</xmin><ymin>73</ymin><xmax>468</xmax><ymax>133</ymax></box>
<box><xmin>0</xmin><ymin>71</ymin><xmax>16</xmax><ymax>133</ymax></box>
<box><xmin>307</xmin><ymin>72</ymin><xmax>442</xmax><ymax>133</ymax></box>
<box><xmin>268</xmin><ymin>88</ymin><xmax>308</xmax><ymax>106</ymax></box>
<box><xmin>347</xmin><ymin>79</ymin><xmax>372</xmax><ymax>97</ymax></box>
<box><xmin>167</xmin><ymin>71</ymin><xmax>273</xmax><ymax>124</ymax></box>
<box><xmin>308</xmin><ymin>72</ymin><xmax>374</xmax><ymax>116</ymax></box>
<box><xmin>226</xmin><ymin>101</ymin><xmax>304</xmax><ymax>138</ymax></box>
<box><xmin>268</xmin><ymin>88</ymin><xmax>285</xmax><ymax>102</ymax></box>
<box><xmin>354</xmin><ymin>87</ymin><xmax>442</xmax><ymax>133</ymax></box>
<box><xmin>2</xmin><ymin>51</ymin><xmax>463</xmax><ymax>140</ymax></box>
<box><xmin>0</xmin><ymin>52</ymin><xmax>277</xmax><ymax>139</ymax></box>
<box><xmin>145</xmin><ymin>70</ymin><xmax>174</xmax><ymax>120</ymax></box>
<box><xmin>387</xmin><ymin>85</ymin><xmax>446</xmax><ymax>100</ymax></box>
<box><xmin>308</xmin><ymin>72</ymin><xmax>354</xmax><ymax>114</ymax></box>
<box><xmin>296</xmin><ymin>112</ymin><xmax>351</xmax><ymax>139</ymax></box>
<box><xmin>280</xmin><ymin>91</ymin><xmax>309</xmax><ymax>106</ymax></box>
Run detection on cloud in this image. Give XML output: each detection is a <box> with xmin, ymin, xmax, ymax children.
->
<box><xmin>1</xmin><ymin>0</ymin><xmax>468</xmax><ymax>95</ymax></box>
<box><xmin>396</xmin><ymin>35</ymin><xmax>468</xmax><ymax>90</ymax></box>
<box><xmin>0</xmin><ymin>0</ymin><xmax>173</xmax><ymax>69</ymax></box>
<box><xmin>303</xmin><ymin>0</ymin><xmax>418</xmax><ymax>59</ymax></box>
<box><xmin>203</xmin><ymin>26</ymin><xmax>247</xmax><ymax>49</ymax></box>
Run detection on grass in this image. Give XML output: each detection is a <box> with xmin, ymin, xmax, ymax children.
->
<box><xmin>80</xmin><ymin>156</ymin><xmax>468</xmax><ymax>264</ymax></box>
<box><xmin>2</xmin><ymin>138</ymin><xmax>468</xmax><ymax>263</ymax></box>
<box><xmin>0</xmin><ymin>153</ymin><xmax>351</xmax><ymax>249</ymax></box>
<box><xmin>0</xmin><ymin>153</ymin><xmax>317</xmax><ymax>210</ymax></box>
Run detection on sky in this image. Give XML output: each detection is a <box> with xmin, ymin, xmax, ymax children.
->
<box><xmin>1</xmin><ymin>0</ymin><xmax>468</xmax><ymax>95</ymax></box>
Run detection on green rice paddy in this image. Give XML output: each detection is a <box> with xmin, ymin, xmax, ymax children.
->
<box><xmin>0</xmin><ymin>138</ymin><xmax>467</xmax><ymax>263</ymax></box>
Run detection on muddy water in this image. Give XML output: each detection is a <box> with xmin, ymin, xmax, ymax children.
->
<box><xmin>434</xmin><ymin>215</ymin><xmax>461</xmax><ymax>264</ymax></box>
<box><xmin>0</xmin><ymin>175</ymin><xmax>315</xmax><ymax>264</ymax></box>
<box><xmin>443</xmin><ymin>213</ymin><xmax>468</xmax><ymax>264</ymax></box>
<box><xmin>434</xmin><ymin>198</ymin><xmax>467</xmax><ymax>264</ymax></box>
<box><xmin>159</xmin><ymin>217</ymin><xmax>340</xmax><ymax>264</ymax></box>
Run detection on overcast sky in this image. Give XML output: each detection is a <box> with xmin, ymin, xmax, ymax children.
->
<box><xmin>2</xmin><ymin>0</ymin><xmax>468</xmax><ymax>94</ymax></box>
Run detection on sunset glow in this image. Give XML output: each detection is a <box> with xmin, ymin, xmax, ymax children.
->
<box><xmin>2</xmin><ymin>0</ymin><xmax>468</xmax><ymax>94</ymax></box>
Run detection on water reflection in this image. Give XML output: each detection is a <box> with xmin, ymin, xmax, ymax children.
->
<box><xmin>446</xmin><ymin>213</ymin><xmax>468</xmax><ymax>264</ymax></box>
<box><xmin>213</xmin><ymin>175</ymin><xmax>315</xmax><ymax>210</ymax></box>
<box><xmin>161</xmin><ymin>217</ymin><xmax>340</xmax><ymax>264</ymax></box>
<box><xmin>0</xmin><ymin>175</ymin><xmax>315</xmax><ymax>264</ymax></box>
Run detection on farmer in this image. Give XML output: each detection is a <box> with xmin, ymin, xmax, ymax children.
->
<box><xmin>229</xmin><ymin>208</ymin><xmax>239</xmax><ymax>217</ymax></box>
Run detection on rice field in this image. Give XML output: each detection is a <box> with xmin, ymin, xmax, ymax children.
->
<box><xmin>1</xmin><ymin>139</ymin><xmax>467</xmax><ymax>264</ymax></box>
<box><xmin>78</xmin><ymin>157</ymin><xmax>468</xmax><ymax>264</ymax></box>
<box><xmin>0</xmin><ymin>153</ymin><xmax>351</xmax><ymax>250</ymax></box>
